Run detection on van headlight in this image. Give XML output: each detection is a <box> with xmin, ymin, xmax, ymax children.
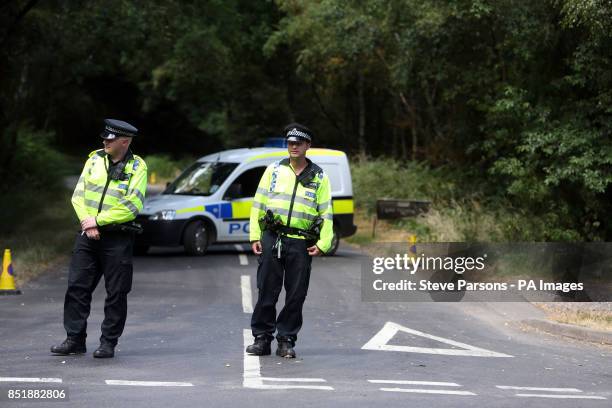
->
<box><xmin>149</xmin><ymin>210</ymin><xmax>176</xmax><ymax>221</ymax></box>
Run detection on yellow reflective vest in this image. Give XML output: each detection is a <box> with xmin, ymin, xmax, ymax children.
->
<box><xmin>249</xmin><ymin>158</ymin><xmax>334</xmax><ymax>253</ymax></box>
<box><xmin>71</xmin><ymin>149</ymin><xmax>147</xmax><ymax>226</ymax></box>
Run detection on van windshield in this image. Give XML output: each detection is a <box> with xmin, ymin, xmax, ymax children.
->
<box><xmin>164</xmin><ymin>162</ymin><xmax>238</xmax><ymax>196</ymax></box>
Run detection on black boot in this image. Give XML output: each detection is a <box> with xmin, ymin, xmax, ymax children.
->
<box><xmin>246</xmin><ymin>335</ymin><xmax>271</xmax><ymax>356</ymax></box>
<box><xmin>93</xmin><ymin>342</ymin><xmax>115</xmax><ymax>358</ymax></box>
<box><xmin>276</xmin><ymin>337</ymin><xmax>296</xmax><ymax>358</ymax></box>
<box><xmin>50</xmin><ymin>338</ymin><xmax>86</xmax><ymax>355</ymax></box>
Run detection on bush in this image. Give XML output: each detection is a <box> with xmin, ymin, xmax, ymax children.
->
<box><xmin>0</xmin><ymin>126</ymin><xmax>78</xmax><ymax>233</ymax></box>
<box><xmin>351</xmin><ymin>158</ymin><xmax>461</xmax><ymax>215</ymax></box>
<box><xmin>350</xmin><ymin>158</ymin><xmax>582</xmax><ymax>242</ymax></box>
<box><xmin>1</xmin><ymin>126</ymin><xmax>75</xmax><ymax>192</ymax></box>
<box><xmin>144</xmin><ymin>154</ymin><xmax>195</xmax><ymax>182</ymax></box>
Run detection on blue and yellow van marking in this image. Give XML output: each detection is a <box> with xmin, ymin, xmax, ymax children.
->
<box><xmin>175</xmin><ymin>198</ymin><xmax>353</xmax><ymax>219</ymax></box>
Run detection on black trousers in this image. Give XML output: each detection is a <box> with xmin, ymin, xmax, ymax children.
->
<box><xmin>63</xmin><ymin>231</ymin><xmax>134</xmax><ymax>345</ymax></box>
<box><xmin>251</xmin><ymin>230</ymin><xmax>313</xmax><ymax>344</ymax></box>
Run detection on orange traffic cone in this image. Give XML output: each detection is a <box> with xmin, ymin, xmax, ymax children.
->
<box><xmin>0</xmin><ymin>249</ymin><xmax>22</xmax><ymax>295</ymax></box>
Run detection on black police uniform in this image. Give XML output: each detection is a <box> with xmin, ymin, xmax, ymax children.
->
<box><xmin>247</xmin><ymin>123</ymin><xmax>333</xmax><ymax>358</ymax></box>
<box><xmin>52</xmin><ymin>119</ymin><xmax>145</xmax><ymax>358</ymax></box>
<box><xmin>252</xmin><ymin>229</ymin><xmax>313</xmax><ymax>342</ymax></box>
<box><xmin>64</xmin><ymin>219</ymin><xmax>135</xmax><ymax>346</ymax></box>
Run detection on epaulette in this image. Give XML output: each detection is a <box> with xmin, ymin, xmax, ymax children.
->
<box><xmin>89</xmin><ymin>149</ymin><xmax>105</xmax><ymax>158</ymax></box>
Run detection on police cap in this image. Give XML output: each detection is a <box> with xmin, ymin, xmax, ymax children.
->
<box><xmin>100</xmin><ymin>119</ymin><xmax>138</xmax><ymax>140</ymax></box>
<box><xmin>284</xmin><ymin>123</ymin><xmax>312</xmax><ymax>143</ymax></box>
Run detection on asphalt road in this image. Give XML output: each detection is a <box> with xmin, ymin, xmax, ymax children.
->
<box><xmin>0</xmin><ymin>242</ymin><xmax>610</xmax><ymax>407</ymax></box>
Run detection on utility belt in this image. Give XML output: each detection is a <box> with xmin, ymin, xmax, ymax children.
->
<box><xmin>268</xmin><ymin>224</ymin><xmax>318</xmax><ymax>241</ymax></box>
<box><xmin>98</xmin><ymin>221</ymin><xmax>143</xmax><ymax>234</ymax></box>
<box><xmin>260</xmin><ymin>209</ymin><xmax>322</xmax><ymax>258</ymax></box>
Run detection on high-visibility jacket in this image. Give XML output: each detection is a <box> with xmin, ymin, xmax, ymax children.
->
<box><xmin>249</xmin><ymin>158</ymin><xmax>334</xmax><ymax>253</ymax></box>
<box><xmin>71</xmin><ymin>149</ymin><xmax>148</xmax><ymax>226</ymax></box>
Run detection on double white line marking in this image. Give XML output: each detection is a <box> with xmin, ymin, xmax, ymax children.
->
<box><xmin>496</xmin><ymin>385</ymin><xmax>607</xmax><ymax>400</ymax></box>
<box><xmin>369</xmin><ymin>380</ymin><xmax>476</xmax><ymax>396</ymax></box>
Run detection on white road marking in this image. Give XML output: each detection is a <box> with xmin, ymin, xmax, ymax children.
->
<box><xmin>239</xmin><ymin>254</ymin><xmax>249</xmax><ymax>265</ymax></box>
<box><xmin>261</xmin><ymin>377</ymin><xmax>327</xmax><ymax>382</ymax></box>
<box><xmin>251</xmin><ymin>384</ymin><xmax>334</xmax><ymax>390</ymax></box>
<box><xmin>105</xmin><ymin>380</ymin><xmax>193</xmax><ymax>387</ymax></box>
<box><xmin>496</xmin><ymin>386</ymin><xmax>582</xmax><ymax>392</ymax></box>
<box><xmin>362</xmin><ymin>321</ymin><xmax>513</xmax><ymax>358</ymax></box>
<box><xmin>243</xmin><ymin>330</ymin><xmax>261</xmax><ymax>388</ymax></box>
<box><xmin>497</xmin><ymin>385</ymin><xmax>606</xmax><ymax>400</ymax></box>
<box><xmin>0</xmin><ymin>377</ymin><xmax>62</xmax><ymax>383</ymax></box>
<box><xmin>235</xmin><ymin>244</ymin><xmax>249</xmax><ymax>265</ymax></box>
<box><xmin>380</xmin><ymin>388</ymin><xmax>476</xmax><ymax>396</ymax></box>
<box><xmin>242</xmin><ymin>329</ymin><xmax>333</xmax><ymax>391</ymax></box>
<box><xmin>516</xmin><ymin>394</ymin><xmax>606</xmax><ymax>400</ymax></box>
<box><xmin>241</xmin><ymin>275</ymin><xmax>254</xmax><ymax>314</ymax></box>
<box><xmin>369</xmin><ymin>380</ymin><xmax>460</xmax><ymax>386</ymax></box>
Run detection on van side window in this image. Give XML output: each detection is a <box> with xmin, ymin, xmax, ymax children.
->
<box><xmin>232</xmin><ymin>166</ymin><xmax>267</xmax><ymax>198</ymax></box>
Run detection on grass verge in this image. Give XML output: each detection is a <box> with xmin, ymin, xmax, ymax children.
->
<box><xmin>0</xmin><ymin>188</ymin><xmax>76</xmax><ymax>287</ymax></box>
<box><xmin>534</xmin><ymin>303</ymin><xmax>612</xmax><ymax>332</ymax></box>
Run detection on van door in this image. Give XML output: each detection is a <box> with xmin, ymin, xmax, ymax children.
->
<box><xmin>218</xmin><ymin>165</ymin><xmax>267</xmax><ymax>242</ymax></box>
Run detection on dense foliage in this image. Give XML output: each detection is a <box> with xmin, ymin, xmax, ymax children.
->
<box><xmin>1</xmin><ymin>0</ymin><xmax>610</xmax><ymax>239</ymax></box>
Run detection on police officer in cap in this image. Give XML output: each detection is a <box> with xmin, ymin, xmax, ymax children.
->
<box><xmin>246</xmin><ymin>123</ymin><xmax>334</xmax><ymax>358</ymax></box>
<box><xmin>51</xmin><ymin>119</ymin><xmax>147</xmax><ymax>358</ymax></box>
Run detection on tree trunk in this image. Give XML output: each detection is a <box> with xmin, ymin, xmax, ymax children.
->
<box><xmin>392</xmin><ymin>125</ymin><xmax>398</xmax><ymax>159</ymax></box>
<box><xmin>286</xmin><ymin>65</ymin><xmax>296</xmax><ymax>122</ymax></box>
<box><xmin>357</xmin><ymin>71</ymin><xmax>366</xmax><ymax>158</ymax></box>
<box><xmin>312</xmin><ymin>84</ymin><xmax>344</xmax><ymax>140</ymax></box>
<box><xmin>411</xmin><ymin>125</ymin><xmax>417</xmax><ymax>161</ymax></box>
<box><xmin>401</xmin><ymin>127</ymin><xmax>407</xmax><ymax>160</ymax></box>
<box><xmin>423</xmin><ymin>80</ymin><xmax>443</xmax><ymax>142</ymax></box>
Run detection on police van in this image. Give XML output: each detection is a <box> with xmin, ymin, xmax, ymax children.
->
<box><xmin>135</xmin><ymin>147</ymin><xmax>357</xmax><ymax>255</ymax></box>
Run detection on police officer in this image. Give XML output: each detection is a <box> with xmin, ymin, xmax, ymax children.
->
<box><xmin>246</xmin><ymin>123</ymin><xmax>334</xmax><ymax>358</ymax></box>
<box><xmin>51</xmin><ymin>119</ymin><xmax>147</xmax><ymax>358</ymax></box>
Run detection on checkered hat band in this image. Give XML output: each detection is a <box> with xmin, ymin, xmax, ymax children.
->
<box><xmin>286</xmin><ymin>128</ymin><xmax>311</xmax><ymax>141</ymax></box>
<box><xmin>105</xmin><ymin>126</ymin><xmax>135</xmax><ymax>136</ymax></box>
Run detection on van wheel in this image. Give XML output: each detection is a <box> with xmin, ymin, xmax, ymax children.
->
<box><xmin>325</xmin><ymin>226</ymin><xmax>340</xmax><ymax>256</ymax></box>
<box><xmin>184</xmin><ymin>221</ymin><xmax>209</xmax><ymax>256</ymax></box>
<box><xmin>133</xmin><ymin>245</ymin><xmax>150</xmax><ymax>256</ymax></box>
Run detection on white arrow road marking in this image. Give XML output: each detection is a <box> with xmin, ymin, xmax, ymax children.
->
<box><xmin>235</xmin><ymin>244</ymin><xmax>249</xmax><ymax>265</ymax></box>
<box><xmin>362</xmin><ymin>321</ymin><xmax>513</xmax><ymax>357</ymax></box>
<box><xmin>0</xmin><ymin>377</ymin><xmax>62</xmax><ymax>383</ymax></box>
<box><xmin>242</xmin><ymin>330</ymin><xmax>333</xmax><ymax>390</ymax></box>
<box><xmin>241</xmin><ymin>275</ymin><xmax>254</xmax><ymax>313</ymax></box>
<box><xmin>105</xmin><ymin>380</ymin><xmax>193</xmax><ymax>387</ymax></box>
<box><xmin>380</xmin><ymin>388</ymin><xmax>476</xmax><ymax>396</ymax></box>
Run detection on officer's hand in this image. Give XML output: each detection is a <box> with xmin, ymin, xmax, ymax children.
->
<box><xmin>81</xmin><ymin>217</ymin><xmax>97</xmax><ymax>231</ymax></box>
<box><xmin>252</xmin><ymin>241</ymin><xmax>262</xmax><ymax>255</ymax></box>
<box><xmin>86</xmin><ymin>227</ymin><xmax>100</xmax><ymax>240</ymax></box>
<box><xmin>307</xmin><ymin>245</ymin><xmax>322</xmax><ymax>257</ymax></box>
